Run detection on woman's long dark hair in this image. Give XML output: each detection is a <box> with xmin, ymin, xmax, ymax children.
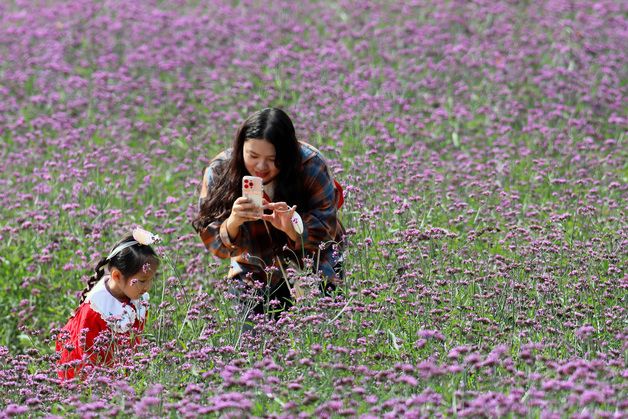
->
<box><xmin>193</xmin><ymin>108</ymin><xmax>305</xmax><ymax>231</ymax></box>
<box><xmin>80</xmin><ymin>235</ymin><xmax>159</xmax><ymax>303</ymax></box>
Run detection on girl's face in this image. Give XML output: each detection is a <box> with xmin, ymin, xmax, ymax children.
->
<box><xmin>110</xmin><ymin>262</ymin><xmax>157</xmax><ymax>301</ymax></box>
<box><xmin>243</xmin><ymin>139</ymin><xmax>279</xmax><ymax>184</ymax></box>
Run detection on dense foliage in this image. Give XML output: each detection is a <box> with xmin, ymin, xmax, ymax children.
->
<box><xmin>0</xmin><ymin>0</ymin><xmax>626</xmax><ymax>416</ymax></box>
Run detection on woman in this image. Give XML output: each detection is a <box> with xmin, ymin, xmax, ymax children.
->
<box><xmin>192</xmin><ymin>108</ymin><xmax>345</xmax><ymax>318</ymax></box>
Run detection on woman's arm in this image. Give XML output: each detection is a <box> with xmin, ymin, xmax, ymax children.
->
<box><xmin>288</xmin><ymin>154</ymin><xmax>340</xmax><ymax>252</ymax></box>
<box><xmin>198</xmin><ymin>163</ymin><xmax>259</xmax><ymax>258</ymax></box>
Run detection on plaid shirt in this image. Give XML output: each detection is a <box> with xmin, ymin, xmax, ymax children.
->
<box><xmin>198</xmin><ymin>142</ymin><xmax>345</xmax><ymax>284</ymax></box>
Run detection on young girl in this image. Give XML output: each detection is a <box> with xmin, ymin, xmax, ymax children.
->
<box><xmin>56</xmin><ymin>228</ymin><xmax>160</xmax><ymax>380</ymax></box>
<box><xmin>192</xmin><ymin>107</ymin><xmax>345</xmax><ymax>319</ymax></box>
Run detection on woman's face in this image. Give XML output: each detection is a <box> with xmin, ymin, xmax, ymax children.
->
<box><xmin>243</xmin><ymin>139</ymin><xmax>280</xmax><ymax>184</ymax></box>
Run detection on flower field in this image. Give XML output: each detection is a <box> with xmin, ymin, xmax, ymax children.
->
<box><xmin>0</xmin><ymin>0</ymin><xmax>626</xmax><ymax>417</ymax></box>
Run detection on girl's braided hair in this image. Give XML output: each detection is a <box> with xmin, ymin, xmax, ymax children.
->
<box><xmin>80</xmin><ymin>235</ymin><xmax>159</xmax><ymax>303</ymax></box>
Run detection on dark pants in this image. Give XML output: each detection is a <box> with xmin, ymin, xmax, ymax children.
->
<box><xmin>230</xmin><ymin>274</ymin><xmax>340</xmax><ymax>330</ymax></box>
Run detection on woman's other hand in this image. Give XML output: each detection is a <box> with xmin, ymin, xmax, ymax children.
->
<box><xmin>262</xmin><ymin>202</ymin><xmax>299</xmax><ymax>241</ymax></box>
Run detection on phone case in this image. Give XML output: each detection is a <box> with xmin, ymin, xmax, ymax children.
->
<box><xmin>242</xmin><ymin>176</ymin><xmax>264</xmax><ymax>208</ymax></box>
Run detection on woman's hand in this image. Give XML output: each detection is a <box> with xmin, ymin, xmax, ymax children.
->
<box><xmin>226</xmin><ymin>197</ymin><xmax>261</xmax><ymax>240</ymax></box>
<box><xmin>262</xmin><ymin>201</ymin><xmax>299</xmax><ymax>241</ymax></box>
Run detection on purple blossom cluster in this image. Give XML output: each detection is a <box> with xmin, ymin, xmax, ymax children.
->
<box><xmin>1</xmin><ymin>0</ymin><xmax>626</xmax><ymax>416</ymax></box>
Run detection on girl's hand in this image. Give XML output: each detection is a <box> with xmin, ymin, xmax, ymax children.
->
<box><xmin>226</xmin><ymin>197</ymin><xmax>261</xmax><ymax>239</ymax></box>
<box><xmin>262</xmin><ymin>202</ymin><xmax>299</xmax><ymax>241</ymax></box>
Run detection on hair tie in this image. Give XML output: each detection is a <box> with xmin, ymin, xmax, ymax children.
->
<box><xmin>106</xmin><ymin>241</ymin><xmax>139</xmax><ymax>260</ymax></box>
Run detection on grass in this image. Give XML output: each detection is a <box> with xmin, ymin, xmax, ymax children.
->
<box><xmin>0</xmin><ymin>0</ymin><xmax>626</xmax><ymax>416</ymax></box>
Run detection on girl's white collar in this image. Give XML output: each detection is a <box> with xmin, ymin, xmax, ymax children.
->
<box><xmin>85</xmin><ymin>277</ymin><xmax>149</xmax><ymax>333</ymax></box>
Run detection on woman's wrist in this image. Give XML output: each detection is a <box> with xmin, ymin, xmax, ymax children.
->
<box><xmin>226</xmin><ymin>216</ymin><xmax>240</xmax><ymax>241</ymax></box>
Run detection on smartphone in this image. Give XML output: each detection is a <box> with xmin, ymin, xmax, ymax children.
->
<box><xmin>242</xmin><ymin>176</ymin><xmax>264</xmax><ymax>215</ymax></box>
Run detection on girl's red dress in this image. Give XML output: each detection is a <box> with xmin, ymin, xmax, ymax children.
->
<box><xmin>56</xmin><ymin>276</ymin><xmax>149</xmax><ymax>380</ymax></box>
